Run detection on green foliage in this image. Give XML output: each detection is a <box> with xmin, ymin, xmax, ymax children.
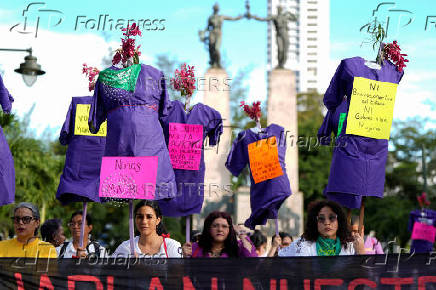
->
<box><xmin>297</xmin><ymin>92</ymin><xmax>333</xmax><ymax>204</ymax></box>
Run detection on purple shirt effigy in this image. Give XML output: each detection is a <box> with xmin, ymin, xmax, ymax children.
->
<box><xmin>225</xmin><ymin>124</ymin><xmax>292</xmax><ymax>229</ymax></box>
<box><xmin>89</xmin><ymin>64</ymin><xmax>176</xmax><ymax>200</ymax></box>
<box><xmin>318</xmin><ymin>57</ymin><xmax>404</xmax><ymax>208</ymax></box>
<box><xmin>0</xmin><ymin>75</ymin><xmax>15</xmax><ymax>206</ymax></box>
<box><xmin>408</xmin><ymin>209</ymin><xmax>436</xmax><ymax>253</ymax></box>
<box><xmin>56</xmin><ymin>96</ymin><xmax>106</xmax><ymax>204</ymax></box>
<box><xmin>158</xmin><ymin>100</ymin><xmax>223</xmax><ymax>217</ymax></box>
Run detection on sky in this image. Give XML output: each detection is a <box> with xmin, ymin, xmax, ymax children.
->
<box><xmin>0</xmin><ymin>0</ymin><xmax>435</xmax><ymax>136</ymax></box>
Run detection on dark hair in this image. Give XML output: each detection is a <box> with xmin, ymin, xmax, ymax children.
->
<box><xmin>250</xmin><ymin>230</ymin><xmax>267</xmax><ymax>250</ymax></box>
<box><xmin>303</xmin><ymin>200</ymin><xmax>352</xmax><ymax>248</ymax></box>
<box><xmin>41</xmin><ymin>219</ymin><xmax>62</xmax><ymax>243</ymax></box>
<box><xmin>279</xmin><ymin>232</ymin><xmax>293</xmax><ymax>242</ymax></box>
<box><xmin>134</xmin><ymin>200</ymin><xmax>167</xmax><ymax>236</ymax></box>
<box><xmin>70</xmin><ymin>211</ymin><xmax>92</xmax><ymax>226</ymax></box>
<box><xmin>198</xmin><ymin>211</ymin><xmax>239</xmax><ymax>257</ymax></box>
<box><xmin>191</xmin><ymin>230</ymin><xmax>201</xmax><ymax>243</ymax></box>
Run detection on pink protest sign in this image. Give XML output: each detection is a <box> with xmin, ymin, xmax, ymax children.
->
<box><xmin>411</xmin><ymin>222</ymin><xmax>436</xmax><ymax>243</ymax></box>
<box><xmin>99</xmin><ymin>156</ymin><xmax>158</xmax><ymax>199</ymax></box>
<box><xmin>168</xmin><ymin>123</ymin><xmax>203</xmax><ymax>170</ymax></box>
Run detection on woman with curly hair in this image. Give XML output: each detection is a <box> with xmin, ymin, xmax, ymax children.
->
<box><xmin>182</xmin><ymin>211</ymin><xmax>257</xmax><ymax>258</ymax></box>
<box><xmin>279</xmin><ymin>200</ymin><xmax>364</xmax><ymax>256</ymax></box>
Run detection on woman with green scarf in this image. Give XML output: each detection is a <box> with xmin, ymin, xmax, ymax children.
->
<box><xmin>278</xmin><ymin>200</ymin><xmax>365</xmax><ymax>256</ymax></box>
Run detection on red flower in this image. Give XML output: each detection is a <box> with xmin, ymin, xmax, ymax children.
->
<box><xmin>113</xmin><ymin>23</ymin><xmax>142</xmax><ymax>67</ymax></box>
<box><xmin>171</xmin><ymin>63</ymin><xmax>196</xmax><ymax>97</ymax></box>
<box><xmin>383</xmin><ymin>41</ymin><xmax>409</xmax><ymax>72</ymax></box>
<box><xmin>240</xmin><ymin>101</ymin><xmax>262</xmax><ymax>121</ymax></box>
<box><xmin>82</xmin><ymin>63</ymin><xmax>100</xmax><ymax>92</ymax></box>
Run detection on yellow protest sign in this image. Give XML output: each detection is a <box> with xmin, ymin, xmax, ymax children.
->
<box><xmin>248</xmin><ymin>136</ymin><xmax>283</xmax><ymax>184</ymax></box>
<box><xmin>74</xmin><ymin>104</ymin><xmax>107</xmax><ymax>137</ymax></box>
<box><xmin>346</xmin><ymin>77</ymin><xmax>398</xmax><ymax>139</ymax></box>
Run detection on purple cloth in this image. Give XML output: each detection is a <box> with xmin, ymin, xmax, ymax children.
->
<box><xmin>319</xmin><ymin>57</ymin><xmax>404</xmax><ymax>208</ymax></box>
<box><xmin>408</xmin><ymin>209</ymin><xmax>436</xmax><ymax>253</ymax></box>
<box><xmin>158</xmin><ymin>100</ymin><xmax>223</xmax><ymax>217</ymax></box>
<box><xmin>89</xmin><ymin>64</ymin><xmax>176</xmax><ymax>199</ymax></box>
<box><xmin>0</xmin><ymin>75</ymin><xmax>15</xmax><ymax>206</ymax></box>
<box><xmin>56</xmin><ymin>97</ymin><xmax>106</xmax><ymax>204</ymax></box>
<box><xmin>191</xmin><ymin>237</ymin><xmax>257</xmax><ymax>257</ymax></box>
<box><xmin>225</xmin><ymin>124</ymin><xmax>292</xmax><ymax>229</ymax></box>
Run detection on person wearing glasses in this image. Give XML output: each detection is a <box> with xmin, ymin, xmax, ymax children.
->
<box><xmin>0</xmin><ymin>202</ymin><xmax>57</xmax><ymax>258</ymax></box>
<box><xmin>57</xmin><ymin>211</ymin><xmax>106</xmax><ymax>258</ymax></box>
<box><xmin>279</xmin><ymin>200</ymin><xmax>365</xmax><ymax>256</ymax></box>
<box><xmin>181</xmin><ymin>211</ymin><xmax>257</xmax><ymax>258</ymax></box>
<box><xmin>112</xmin><ymin>200</ymin><xmax>181</xmax><ymax>258</ymax></box>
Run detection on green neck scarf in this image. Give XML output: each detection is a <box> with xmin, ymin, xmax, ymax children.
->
<box><xmin>98</xmin><ymin>64</ymin><xmax>141</xmax><ymax>92</ymax></box>
<box><xmin>316</xmin><ymin>236</ymin><xmax>341</xmax><ymax>256</ymax></box>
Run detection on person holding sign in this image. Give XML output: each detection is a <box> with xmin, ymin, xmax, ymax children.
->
<box><xmin>181</xmin><ymin>211</ymin><xmax>257</xmax><ymax>258</ymax></box>
<box><xmin>0</xmin><ymin>203</ymin><xmax>57</xmax><ymax>258</ymax></box>
<box><xmin>112</xmin><ymin>200</ymin><xmax>182</xmax><ymax>258</ymax></box>
<box><xmin>57</xmin><ymin>96</ymin><xmax>106</xmax><ymax>204</ymax></box>
<box><xmin>317</xmin><ymin>54</ymin><xmax>404</xmax><ymax>211</ymax></box>
<box><xmin>0</xmin><ymin>74</ymin><xmax>15</xmax><ymax>206</ymax></box>
<box><xmin>278</xmin><ymin>201</ymin><xmax>364</xmax><ymax>256</ymax></box>
<box><xmin>226</xmin><ymin>102</ymin><xmax>291</xmax><ymax>229</ymax></box>
<box><xmin>57</xmin><ymin>211</ymin><xmax>106</xmax><ymax>258</ymax></box>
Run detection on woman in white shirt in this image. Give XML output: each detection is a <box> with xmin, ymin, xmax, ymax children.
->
<box><xmin>113</xmin><ymin>200</ymin><xmax>181</xmax><ymax>258</ymax></box>
<box><xmin>279</xmin><ymin>200</ymin><xmax>365</xmax><ymax>257</ymax></box>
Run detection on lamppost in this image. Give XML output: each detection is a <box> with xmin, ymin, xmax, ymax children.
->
<box><xmin>0</xmin><ymin>47</ymin><xmax>45</xmax><ymax>87</ymax></box>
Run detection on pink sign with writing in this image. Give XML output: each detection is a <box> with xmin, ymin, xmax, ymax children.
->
<box><xmin>99</xmin><ymin>156</ymin><xmax>158</xmax><ymax>199</ymax></box>
<box><xmin>168</xmin><ymin>123</ymin><xmax>203</xmax><ymax>170</ymax></box>
<box><xmin>411</xmin><ymin>222</ymin><xmax>436</xmax><ymax>243</ymax></box>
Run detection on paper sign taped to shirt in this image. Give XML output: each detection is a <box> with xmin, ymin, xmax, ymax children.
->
<box><xmin>168</xmin><ymin>123</ymin><xmax>203</xmax><ymax>170</ymax></box>
<box><xmin>99</xmin><ymin>156</ymin><xmax>158</xmax><ymax>199</ymax></box>
<box><xmin>411</xmin><ymin>222</ymin><xmax>436</xmax><ymax>243</ymax></box>
<box><xmin>346</xmin><ymin>77</ymin><xmax>398</xmax><ymax>139</ymax></box>
<box><xmin>248</xmin><ymin>136</ymin><xmax>283</xmax><ymax>184</ymax></box>
<box><xmin>74</xmin><ymin>104</ymin><xmax>107</xmax><ymax>137</ymax></box>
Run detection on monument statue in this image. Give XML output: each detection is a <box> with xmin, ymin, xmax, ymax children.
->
<box><xmin>199</xmin><ymin>3</ymin><xmax>243</xmax><ymax>68</ymax></box>
<box><xmin>247</xmin><ymin>5</ymin><xmax>297</xmax><ymax>69</ymax></box>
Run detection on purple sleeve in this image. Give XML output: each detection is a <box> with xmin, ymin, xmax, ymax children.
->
<box><xmin>238</xmin><ymin>237</ymin><xmax>258</xmax><ymax>257</ymax></box>
<box><xmin>317</xmin><ymin>111</ymin><xmax>333</xmax><ymax>145</ymax></box>
<box><xmin>0</xmin><ymin>76</ymin><xmax>13</xmax><ymax>113</ymax></box>
<box><xmin>225</xmin><ymin>131</ymin><xmax>248</xmax><ymax>177</ymax></box>
<box><xmin>323</xmin><ymin>60</ymin><xmax>347</xmax><ymax>110</ymax></box>
<box><xmin>158</xmin><ymin>72</ymin><xmax>170</xmax><ymax>118</ymax></box>
<box><xmin>408</xmin><ymin>211</ymin><xmax>416</xmax><ymax>232</ymax></box>
<box><xmin>88</xmin><ymin>81</ymin><xmax>107</xmax><ymax>134</ymax></box>
<box><xmin>59</xmin><ymin>102</ymin><xmax>73</xmax><ymax>145</ymax></box>
<box><xmin>207</xmin><ymin>108</ymin><xmax>223</xmax><ymax>146</ymax></box>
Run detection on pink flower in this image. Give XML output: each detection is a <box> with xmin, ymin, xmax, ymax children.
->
<box><xmin>170</xmin><ymin>63</ymin><xmax>196</xmax><ymax>97</ymax></box>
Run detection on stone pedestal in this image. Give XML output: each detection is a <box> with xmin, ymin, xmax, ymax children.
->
<box><xmin>194</xmin><ymin>68</ymin><xmax>232</xmax><ymax>229</ymax></box>
<box><xmin>267</xmin><ymin>69</ymin><xmax>304</xmax><ymax>236</ymax></box>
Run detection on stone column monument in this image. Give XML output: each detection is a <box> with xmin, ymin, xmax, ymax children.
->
<box><xmin>194</xmin><ymin>68</ymin><xmax>232</xmax><ymax>229</ymax></box>
<box><xmin>267</xmin><ymin>69</ymin><xmax>304</xmax><ymax>236</ymax></box>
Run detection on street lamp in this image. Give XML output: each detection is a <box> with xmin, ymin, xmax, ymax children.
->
<box><xmin>0</xmin><ymin>47</ymin><xmax>45</xmax><ymax>87</ymax></box>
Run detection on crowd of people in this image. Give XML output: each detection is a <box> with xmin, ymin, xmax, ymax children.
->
<box><xmin>0</xmin><ymin>200</ymin><xmax>384</xmax><ymax>259</ymax></box>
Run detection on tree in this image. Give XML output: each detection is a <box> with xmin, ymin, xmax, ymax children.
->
<box><xmin>297</xmin><ymin>92</ymin><xmax>333</xmax><ymax>204</ymax></box>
